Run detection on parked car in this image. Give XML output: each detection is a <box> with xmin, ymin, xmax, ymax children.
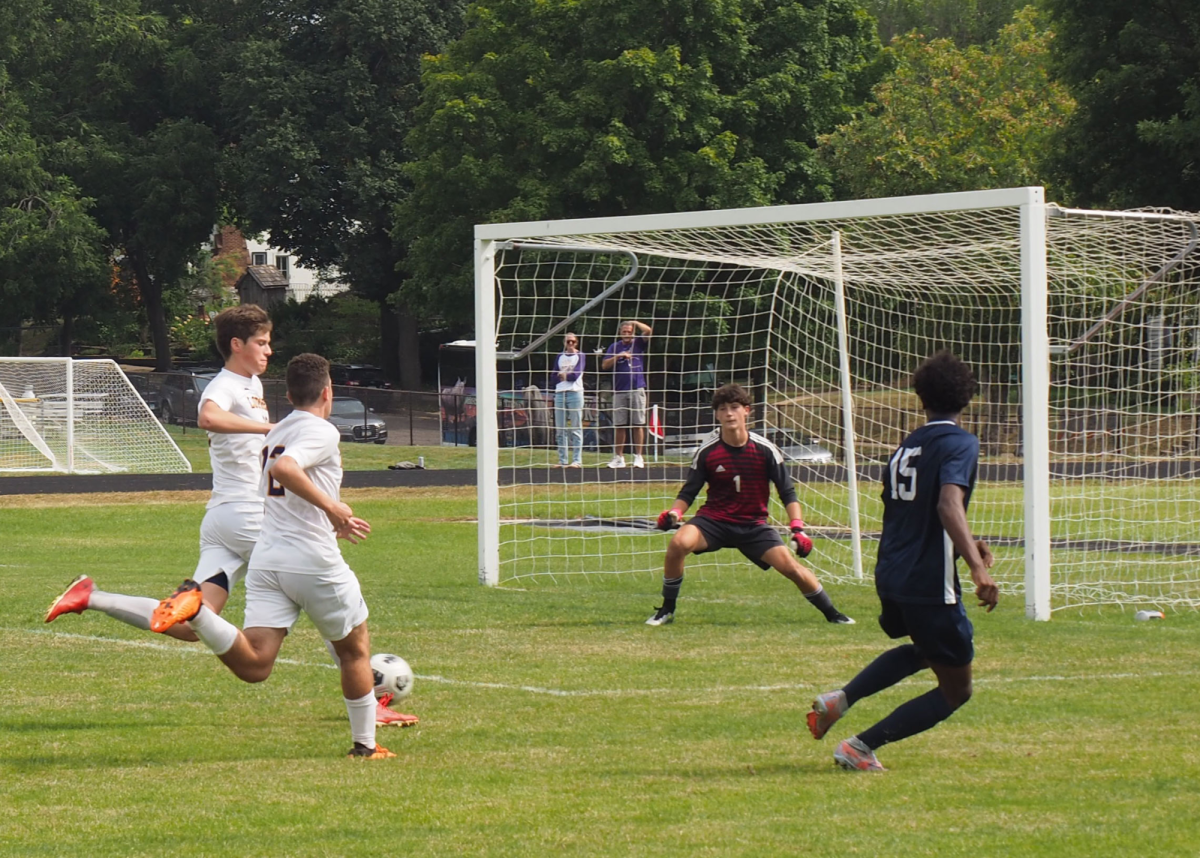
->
<box><xmin>330</xmin><ymin>364</ymin><xmax>393</xmax><ymax>389</ymax></box>
<box><xmin>158</xmin><ymin>371</ymin><xmax>217</xmax><ymax>425</ymax></box>
<box><xmin>327</xmin><ymin>396</ymin><xmax>388</xmax><ymax>444</ymax></box>
<box><xmin>122</xmin><ymin>371</ymin><xmax>161</xmax><ymax>416</ymax></box>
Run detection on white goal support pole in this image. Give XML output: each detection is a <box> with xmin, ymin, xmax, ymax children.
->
<box><xmin>831</xmin><ymin>230</ymin><xmax>865</xmax><ymax>580</ymax></box>
<box><xmin>476</xmin><ymin>237</ymin><xmax>501</xmax><ymax>586</ymax></box>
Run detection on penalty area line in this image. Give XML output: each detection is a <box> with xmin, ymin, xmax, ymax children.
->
<box><xmin>10</xmin><ymin>627</ymin><xmax>1200</xmax><ymax>697</ymax></box>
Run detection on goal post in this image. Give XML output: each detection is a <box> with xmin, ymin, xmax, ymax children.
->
<box><xmin>474</xmin><ymin>188</ymin><xmax>1200</xmax><ymax>617</ymax></box>
<box><xmin>0</xmin><ymin>357</ymin><xmax>191</xmax><ymax>474</ymax></box>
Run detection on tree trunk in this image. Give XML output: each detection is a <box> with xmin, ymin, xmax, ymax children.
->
<box><xmin>386</xmin><ymin>300</ymin><xmax>422</xmax><ymax>390</ymax></box>
<box><xmin>133</xmin><ymin>253</ymin><xmax>172</xmax><ymax>371</ymax></box>
<box><xmin>380</xmin><ymin>303</ymin><xmax>400</xmax><ymax>381</ymax></box>
<box><xmin>59</xmin><ymin>315</ymin><xmax>74</xmax><ymax>357</ymax></box>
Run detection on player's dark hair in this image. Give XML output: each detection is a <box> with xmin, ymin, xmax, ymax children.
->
<box><xmin>287</xmin><ymin>353</ymin><xmax>330</xmax><ymax>407</ymax></box>
<box><xmin>213</xmin><ymin>304</ymin><xmax>272</xmax><ymax>360</ymax></box>
<box><xmin>711</xmin><ymin>383</ymin><xmax>752</xmax><ymax>410</ymax></box>
<box><xmin>912</xmin><ymin>350</ymin><xmax>977</xmax><ymax>415</ymax></box>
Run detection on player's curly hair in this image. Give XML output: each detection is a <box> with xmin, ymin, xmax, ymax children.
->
<box><xmin>213</xmin><ymin>304</ymin><xmax>271</xmax><ymax>360</ymax></box>
<box><xmin>711</xmin><ymin>383</ymin><xmax>752</xmax><ymax>410</ymax></box>
<box><xmin>912</xmin><ymin>350</ymin><xmax>977</xmax><ymax>414</ymax></box>
<box><xmin>287</xmin><ymin>353</ymin><xmax>330</xmax><ymax>407</ymax></box>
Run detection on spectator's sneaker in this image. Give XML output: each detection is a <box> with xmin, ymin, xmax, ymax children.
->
<box><xmin>347</xmin><ymin>743</ymin><xmax>397</xmax><ymax>759</ymax></box>
<box><xmin>376</xmin><ymin>694</ymin><xmax>420</xmax><ymax>727</ymax></box>
<box><xmin>828</xmin><ymin>611</ymin><xmax>856</xmax><ymax>625</ymax></box>
<box><xmin>45</xmin><ymin>575</ymin><xmax>94</xmax><ymax>623</ymax></box>
<box><xmin>607</xmin><ymin>455</ymin><xmax>627</xmax><ymax>469</ymax></box>
<box><xmin>645</xmin><ymin>606</ymin><xmax>674</xmax><ymax>626</ymax></box>
<box><xmin>806</xmin><ymin>689</ymin><xmax>848</xmax><ymax>740</ymax></box>
<box><xmin>567</xmin><ymin>461</ymin><xmax>582</xmax><ymax>469</ymax></box>
<box><xmin>150</xmin><ymin>579</ymin><xmax>203</xmax><ymax>633</ymax></box>
<box><xmin>834</xmin><ymin>737</ymin><xmax>885</xmax><ymax>771</ymax></box>
<box><xmin>633</xmin><ymin>454</ymin><xmax>645</xmax><ymax>469</ymax></box>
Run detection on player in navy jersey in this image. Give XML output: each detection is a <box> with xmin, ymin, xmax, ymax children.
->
<box><xmin>806</xmin><ymin>351</ymin><xmax>998</xmax><ymax>771</ymax></box>
<box><xmin>647</xmin><ymin>383</ymin><xmax>853</xmax><ymax>626</ymax></box>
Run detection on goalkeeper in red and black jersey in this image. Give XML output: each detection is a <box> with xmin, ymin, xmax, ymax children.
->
<box><xmin>646</xmin><ymin>383</ymin><xmax>854</xmax><ymax>627</ymax></box>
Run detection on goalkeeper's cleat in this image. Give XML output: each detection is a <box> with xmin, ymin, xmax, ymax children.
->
<box><xmin>45</xmin><ymin>575</ymin><xmax>95</xmax><ymax>623</ymax></box>
<box><xmin>834</xmin><ymin>736</ymin><xmax>885</xmax><ymax>771</ymax></box>
<box><xmin>347</xmin><ymin>743</ymin><xmax>397</xmax><ymax>759</ymax></box>
<box><xmin>806</xmin><ymin>689</ymin><xmax>848</xmax><ymax>740</ymax></box>
<box><xmin>645</xmin><ymin>606</ymin><xmax>674</xmax><ymax>626</ymax></box>
<box><xmin>828</xmin><ymin>611</ymin><xmax>856</xmax><ymax>625</ymax></box>
<box><xmin>376</xmin><ymin>694</ymin><xmax>420</xmax><ymax>727</ymax></box>
<box><xmin>150</xmin><ymin>579</ymin><xmax>203</xmax><ymax>633</ymax></box>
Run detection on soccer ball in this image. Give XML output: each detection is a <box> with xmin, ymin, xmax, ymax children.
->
<box><xmin>370</xmin><ymin>653</ymin><xmax>414</xmax><ymax>700</ymax></box>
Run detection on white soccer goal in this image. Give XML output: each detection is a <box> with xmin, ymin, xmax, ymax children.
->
<box><xmin>0</xmin><ymin>358</ymin><xmax>191</xmax><ymax>474</ymax></box>
<box><xmin>474</xmin><ymin>187</ymin><xmax>1200</xmax><ymax>617</ymax></box>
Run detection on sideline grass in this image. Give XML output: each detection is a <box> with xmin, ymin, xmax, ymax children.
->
<box><xmin>3</xmin><ymin>491</ymin><xmax>1199</xmax><ymax>857</ymax></box>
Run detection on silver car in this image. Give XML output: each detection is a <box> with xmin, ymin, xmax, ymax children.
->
<box><xmin>326</xmin><ymin>396</ymin><xmax>388</xmax><ymax>444</ymax></box>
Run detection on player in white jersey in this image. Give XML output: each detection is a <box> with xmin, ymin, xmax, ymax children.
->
<box><xmin>149</xmin><ymin>354</ymin><xmax>396</xmax><ymax>759</ymax></box>
<box><xmin>44</xmin><ymin>304</ymin><xmax>274</xmax><ymax>637</ymax></box>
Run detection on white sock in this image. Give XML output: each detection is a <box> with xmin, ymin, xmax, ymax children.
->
<box><xmin>187</xmin><ymin>606</ymin><xmax>240</xmax><ymax>656</ymax></box>
<box><xmin>324</xmin><ymin>639</ymin><xmax>341</xmax><ymax>667</ymax></box>
<box><xmin>345</xmin><ymin>691</ymin><xmax>377</xmax><ymax>748</ymax></box>
<box><xmin>86</xmin><ymin>590</ymin><xmax>157</xmax><ymax>631</ymax></box>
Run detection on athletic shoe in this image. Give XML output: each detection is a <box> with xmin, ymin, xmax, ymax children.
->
<box><xmin>806</xmin><ymin>689</ymin><xmax>848</xmax><ymax>740</ymax></box>
<box><xmin>834</xmin><ymin>736</ymin><xmax>885</xmax><ymax>771</ymax></box>
<box><xmin>347</xmin><ymin>743</ymin><xmax>397</xmax><ymax>759</ymax></box>
<box><xmin>632</xmin><ymin>454</ymin><xmax>645</xmax><ymax>469</ymax></box>
<box><xmin>645</xmin><ymin>606</ymin><xmax>674</xmax><ymax>626</ymax></box>
<box><xmin>376</xmin><ymin>693</ymin><xmax>420</xmax><ymax>727</ymax></box>
<box><xmin>828</xmin><ymin>612</ymin><xmax>856</xmax><ymax>625</ymax></box>
<box><xmin>150</xmin><ymin>579</ymin><xmax>203</xmax><ymax>633</ymax></box>
<box><xmin>44</xmin><ymin>575</ymin><xmax>94</xmax><ymax>623</ymax></box>
<box><xmin>607</xmin><ymin>455</ymin><xmax>626</xmax><ymax>469</ymax></box>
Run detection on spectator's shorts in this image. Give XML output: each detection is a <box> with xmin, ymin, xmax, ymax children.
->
<box><xmin>612</xmin><ymin>388</ymin><xmax>647</xmax><ymax>427</ymax></box>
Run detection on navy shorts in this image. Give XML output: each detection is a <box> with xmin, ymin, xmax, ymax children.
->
<box><xmin>878</xmin><ymin>598</ymin><xmax>975</xmax><ymax>667</ymax></box>
<box><xmin>687</xmin><ymin>516</ymin><xmax>784</xmax><ymax>570</ymax></box>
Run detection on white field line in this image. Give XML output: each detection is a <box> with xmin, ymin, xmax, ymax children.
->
<box><xmin>9</xmin><ymin>626</ymin><xmax>1200</xmax><ymax>697</ymax></box>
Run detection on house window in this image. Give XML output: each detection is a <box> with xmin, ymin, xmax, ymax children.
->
<box><xmin>251</xmin><ymin>252</ymin><xmax>267</xmax><ymax>265</ymax></box>
<box><xmin>275</xmin><ymin>255</ymin><xmax>290</xmax><ymax>275</ymax></box>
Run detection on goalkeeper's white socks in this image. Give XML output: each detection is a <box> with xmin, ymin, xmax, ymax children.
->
<box><xmin>187</xmin><ymin>606</ymin><xmax>240</xmax><ymax>656</ymax></box>
<box><xmin>86</xmin><ymin>590</ymin><xmax>158</xmax><ymax>631</ymax></box>
<box><xmin>345</xmin><ymin>691</ymin><xmax>377</xmax><ymax>748</ymax></box>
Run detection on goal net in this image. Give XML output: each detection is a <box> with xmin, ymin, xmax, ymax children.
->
<box><xmin>0</xmin><ymin>358</ymin><xmax>191</xmax><ymax>474</ymax></box>
<box><xmin>474</xmin><ymin>188</ymin><xmax>1200</xmax><ymax>616</ymax></box>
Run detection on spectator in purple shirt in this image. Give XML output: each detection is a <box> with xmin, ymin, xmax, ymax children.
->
<box><xmin>601</xmin><ymin>319</ymin><xmax>652</xmax><ymax>468</ymax></box>
<box><xmin>553</xmin><ymin>333</ymin><xmax>586</xmax><ymax>467</ymax></box>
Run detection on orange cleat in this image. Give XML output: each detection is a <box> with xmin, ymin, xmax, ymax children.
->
<box><xmin>347</xmin><ymin>743</ymin><xmax>397</xmax><ymax>759</ymax></box>
<box><xmin>150</xmin><ymin>579</ymin><xmax>203</xmax><ymax>633</ymax></box>
<box><xmin>376</xmin><ymin>693</ymin><xmax>419</xmax><ymax>727</ymax></box>
<box><xmin>834</xmin><ymin>737</ymin><xmax>886</xmax><ymax>772</ymax></box>
<box><xmin>807</xmin><ymin>690</ymin><xmax>848</xmax><ymax>740</ymax></box>
<box><xmin>45</xmin><ymin>576</ymin><xmax>94</xmax><ymax>623</ymax></box>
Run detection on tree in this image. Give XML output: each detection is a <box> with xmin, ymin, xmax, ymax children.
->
<box><xmin>819</xmin><ymin>7</ymin><xmax>1074</xmax><ymax>199</ymax></box>
<box><xmin>7</xmin><ymin>0</ymin><xmax>228</xmax><ymax>369</ymax></box>
<box><xmin>1043</xmin><ymin>0</ymin><xmax>1200</xmax><ymax>210</ymax></box>
<box><xmin>398</xmin><ymin>0</ymin><xmax>882</xmax><ymax>322</ymax></box>
<box><xmin>0</xmin><ymin>65</ymin><xmax>111</xmax><ymax>350</ymax></box>
<box><xmin>220</xmin><ymin>0</ymin><xmax>467</xmax><ymax>388</ymax></box>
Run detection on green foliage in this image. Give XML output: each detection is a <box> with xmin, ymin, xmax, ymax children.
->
<box><xmin>862</xmin><ymin>0</ymin><xmax>1029</xmax><ymax>45</ymax></box>
<box><xmin>267</xmin><ymin>293</ymin><xmax>386</xmax><ymax>368</ymax></box>
<box><xmin>1043</xmin><ymin>0</ymin><xmax>1200</xmax><ymax>209</ymax></box>
<box><xmin>399</xmin><ymin>0</ymin><xmax>882</xmax><ymax>322</ymax></box>
<box><xmin>819</xmin><ymin>7</ymin><xmax>1074</xmax><ymax>199</ymax></box>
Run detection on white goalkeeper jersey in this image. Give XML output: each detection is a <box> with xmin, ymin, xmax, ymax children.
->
<box><xmin>199</xmin><ymin>369</ymin><xmax>271</xmax><ymax>509</ymax></box>
<box><xmin>250</xmin><ymin>409</ymin><xmax>345</xmax><ymax>574</ymax></box>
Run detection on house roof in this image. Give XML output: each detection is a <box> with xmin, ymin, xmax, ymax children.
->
<box><xmin>236</xmin><ymin>265</ymin><xmax>290</xmax><ymax>290</ymax></box>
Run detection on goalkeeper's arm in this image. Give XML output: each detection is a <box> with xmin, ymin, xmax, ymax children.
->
<box><xmin>784</xmin><ymin>501</ymin><xmax>813</xmax><ymax>558</ymax></box>
<box><xmin>656</xmin><ymin>500</ymin><xmax>689</xmax><ymax>531</ymax></box>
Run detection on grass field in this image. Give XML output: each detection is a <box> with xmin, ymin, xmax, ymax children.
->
<box><xmin>3</xmin><ymin>488</ymin><xmax>1200</xmax><ymax>857</ymax></box>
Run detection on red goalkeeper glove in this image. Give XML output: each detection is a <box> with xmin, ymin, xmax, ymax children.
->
<box><xmin>656</xmin><ymin>509</ymin><xmax>681</xmax><ymax>531</ymax></box>
<box><xmin>789</xmin><ymin>519</ymin><xmax>813</xmax><ymax>558</ymax></box>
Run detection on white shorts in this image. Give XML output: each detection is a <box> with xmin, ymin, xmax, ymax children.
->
<box><xmin>243</xmin><ymin>565</ymin><xmax>369</xmax><ymax>642</ymax></box>
<box><xmin>194</xmin><ymin>502</ymin><xmax>262</xmax><ymax>590</ymax></box>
